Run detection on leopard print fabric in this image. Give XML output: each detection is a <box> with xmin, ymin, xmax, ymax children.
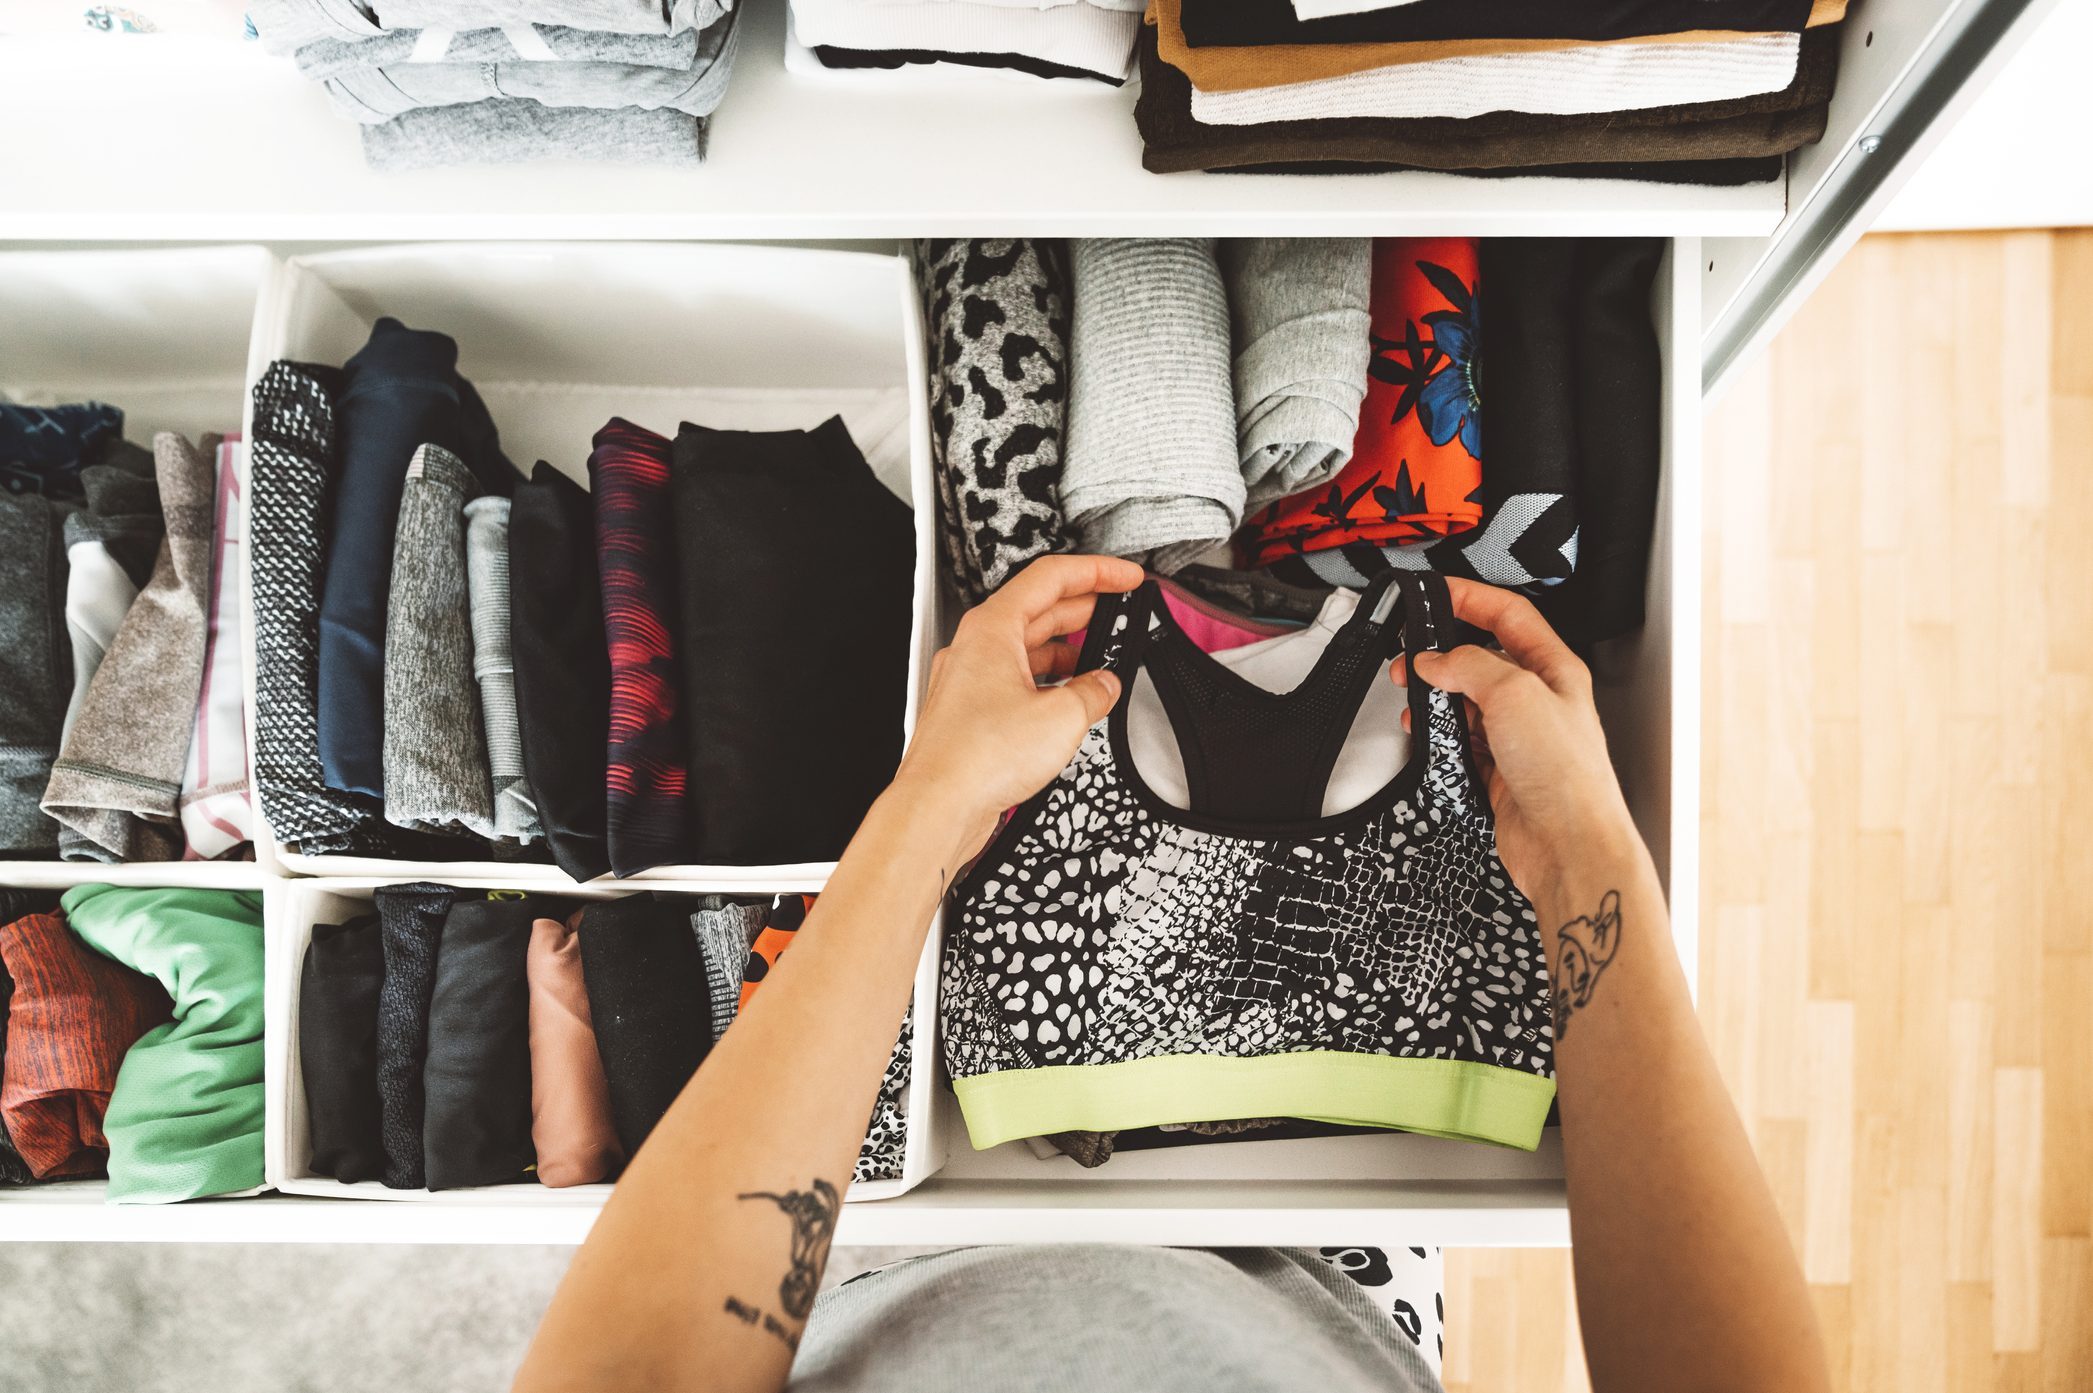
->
<box><xmin>852</xmin><ymin>1007</ymin><xmax>912</xmax><ymax>1186</ymax></box>
<box><xmin>942</xmin><ymin>573</ymin><xmax>1553</xmax><ymax>1136</ymax></box>
<box><xmin>911</xmin><ymin>238</ymin><xmax>1072</xmax><ymax>603</ymax></box>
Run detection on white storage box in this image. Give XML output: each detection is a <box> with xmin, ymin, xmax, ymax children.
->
<box><xmin>0</xmin><ymin>245</ymin><xmax>273</xmax><ymax>887</ymax></box>
<box><xmin>241</xmin><ymin>241</ymin><xmax>935</xmax><ymax>889</ymax></box>
<box><xmin>265</xmin><ymin>876</ymin><xmax>945</xmax><ymax>1206</ymax></box>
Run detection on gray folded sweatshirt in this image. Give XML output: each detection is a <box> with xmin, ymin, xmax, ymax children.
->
<box><xmin>361</xmin><ymin>99</ymin><xmax>705</xmax><ymax>170</ymax></box>
<box><xmin>463</xmin><ymin>496</ymin><xmax>539</xmax><ymax>845</ymax></box>
<box><xmin>43</xmin><ymin>431</ymin><xmax>217</xmax><ymax>863</ymax></box>
<box><xmin>248</xmin><ymin>0</ymin><xmax>729</xmax><ymax>54</ymax></box>
<box><xmin>1063</xmin><ymin>238</ymin><xmax>1243</xmax><ymax>573</ymax></box>
<box><xmin>294</xmin><ymin>21</ymin><xmax>703</xmax><ymax>77</ymax></box>
<box><xmin>383</xmin><ymin>444</ymin><xmax>495</xmax><ymax>841</ymax></box>
<box><xmin>1223</xmin><ymin>238</ymin><xmax>1372</xmax><ymax>512</ymax></box>
<box><xmin>315</xmin><ymin>7</ymin><xmax>740</xmax><ymax>125</ymax></box>
<box><xmin>0</xmin><ymin>492</ymin><xmax>76</xmax><ymax>856</ymax></box>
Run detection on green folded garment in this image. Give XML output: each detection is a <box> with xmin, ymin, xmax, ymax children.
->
<box><xmin>60</xmin><ymin>885</ymin><xmax>266</xmax><ymax>1203</ymax></box>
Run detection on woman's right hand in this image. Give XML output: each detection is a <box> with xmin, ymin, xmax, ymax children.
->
<box><xmin>1393</xmin><ymin>579</ymin><xmax>1645</xmax><ymax>902</ymax></box>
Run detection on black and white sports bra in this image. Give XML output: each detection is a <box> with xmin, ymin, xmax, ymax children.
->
<box><xmin>942</xmin><ymin>570</ymin><xmax>1556</xmax><ymax>1152</ymax></box>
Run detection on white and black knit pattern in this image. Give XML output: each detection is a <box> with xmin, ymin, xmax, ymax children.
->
<box><xmin>943</xmin><ymin>573</ymin><xmax>1552</xmax><ymax>1104</ymax></box>
<box><xmin>912</xmin><ymin>238</ymin><xmax>1073</xmax><ymax>603</ymax></box>
<box><xmin>248</xmin><ymin>360</ymin><xmax>402</xmax><ymax>856</ymax></box>
<box><xmin>852</xmin><ymin>1007</ymin><xmax>912</xmax><ymax>1185</ymax></box>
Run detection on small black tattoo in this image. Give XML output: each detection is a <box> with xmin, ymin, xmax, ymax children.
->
<box><xmin>1552</xmin><ymin>890</ymin><xmax>1623</xmax><ymax>1039</ymax></box>
<box><xmin>723</xmin><ymin>1296</ymin><xmax>759</xmax><ymax>1326</ymax></box>
<box><xmin>762</xmin><ymin>1313</ymin><xmax>801</xmax><ymax>1354</ymax></box>
<box><xmin>738</xmin><ymin>1178</ymin><xmax>840</xmax><ymax>1321</ymax></box>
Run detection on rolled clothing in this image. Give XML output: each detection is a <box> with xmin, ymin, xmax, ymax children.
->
<box><xmin>910</xmin><ymin>238</ymin><xmax>1072</xmax><ymax>603</ymax></box>
<box><xmin>44</xmin><ymin>431</ymin><xmax>219</xmax><ymax>863</ymax></box>
<box><xmin>179</xmin><ymin>436</ymin><xmax>255</xmax><ymax>859</ymax></box>
<box><xmin>591</xmin><ymin>418</ymin><xmax>692</xmax><ymax>877</ymax></box>
<box><xmin>382</xmin><ymin>444</ymin><xmax>496</xmax><ymax>842</ymax></box>
<box><xmin>0</xmin><ymin>889</ymin><xmax>62</xmax><ymax>1185</ymax></box>
<box><xmin>248</xmin><ymin>361</ymin><xmax>395</xmax><ymax>856</ymax></box>
<box><xmin>299</xmin><ymin>914</ymin><xmax>387</xmax><ymax>1184</ymax></box>
<box><xmin>423</xmin><ymin>896</ymin><xmax>537</xmax><ymax>1190</ymax></box>
<box><xmin>319</xmin><ymin>317</ymin><xmax>512</xmax><ymax>802</ymax></box>
<box><xmin>464</xmin><ymin>496</ymin><xmax>539</xmax><ymax>845</ymax></box>
<box><xmin>60</xmin><ymin>885</ymin><xmax>266</xmax><ymax>1203</ymax></box>
<box><xmin>510</xmin><ymin>464</ymin><xmax>611</xmax><ymax>882</ymax></box>
<box><xmin>0</xmin><ymin>492</ymin><xmax>75</xmax><ymax>856</ymax></box>
<box><xmin>1062</xmin><ymin>238</ymin><xmax>1242</xmax><ymax>572</ymax></box>
<box><xmin>374</xmin><ymin>881</ymin><xmax>459</xmax><ymax>1189</ymax></box>
<box><xmin>788</xmin><ymin>0</ymin><xmax>1139</xmax><ymax>80</ymax></box>
<box><xmin>669</xmin><ymin>419</ymin><xmax>914</xmax><ymax>864</ymax></box>
<box><xmin>1223</xmin><ymin>238</ymin><xmax>1371</xmax><ymax>512</ymax></box>
<box><xmin>247</xmin><ymin>0</ymin><xmax>728</xmax><ymax>53</ymax></box>
<box><xmin>0</xmin><ymin>401</ymin><xmax>122</xmax><ymax>500</ymax></box>
<box><xmin>361</xmin><ymin>100</ymin><xmax>707</xmax><ymax>171</ymax></box>
<box><xmin>690</xmin><ymin>900</ymin><xmax>764</xmax><ymax>1046</ymax></box>
<box><xmin>317</xmin><ymin>8</ymin><xmax>739</xmax><ymax>124</ymax></box>
<box><xmin>0</xmin><ymin>910</ymin><xmax>171</xmax><ymax>1180</ymax></box>
<box><xmin>293</xmin><ymin>21</ymin><xmax>710</xmax><ymax>78</ymax></box>
<box><xmin>527</xmin><ymin>913</ymin><xmax>624</xmax><ymax>1187</ymax></box>
<box><xmin>577</xmin><ymin>895</ymin><xmax>712</xmax><ymax>1156</ymax></box>
<box><xmin>60</xmin><ymin>446</ymin><xmax>163</xmax><ymax>747</ymax></box>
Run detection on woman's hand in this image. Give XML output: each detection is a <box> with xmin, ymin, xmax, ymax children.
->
<box><xmin>892</xmin><ymin>553</ymin><xmax>1146</xmax><ymax>862</ymax></box>
<box><xmin>1394</xmin><ymin>579</ymin><xmax>1642</xmax><ymax>901</ymax></box>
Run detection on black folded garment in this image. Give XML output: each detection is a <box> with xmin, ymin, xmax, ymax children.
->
<box><xmin>669</xmin><ymin>417</ymin><xmax>914</xmax><ymax>864</ymax></box>
<box><xmin>812</xmin><ymin>44</ymin><xmax>1122</xmax><ymax>85</ymax></box>
<box><xmin>1214</xmin><ymin>157</ymin><xmax>1785</xmax><ymax>185</ymax></box>
<box><xmin>299</xmin><ymin>914</ymin><xmax>388</xmax><ymax>1184</ymax></box>
<box><xmin>578</xmin><ymin>895</ymin><xmax>713</xmax><ymax>1155</ymax></box>
<box><xmin>423</xmin><ymin>896</ymin><xmax>540</xmax><ymax>1190</ymax></box>
<box><xmin>1178</xmin><ymin>0</ymin><xmax>1812</xmax><ymax>47</ymax></box>
<box><xmin>374</xmin><ymin>881</ymin><xmax>459</xmax><ymax>1189</ymax></box>
<box><xmin>510</xmin><ymin>463</ymin><xmax>612</xmax><ymax>882</ymax></box>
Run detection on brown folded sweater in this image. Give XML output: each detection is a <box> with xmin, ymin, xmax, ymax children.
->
<box><xmin>1135</xmin><ymin>26</ymin><xmax>1832</xmax><ymax>174</ymax></box>
<box><xmin>1149</xmin><ymin>0</ymin><xmax>1847</xmax><ymax>92</ymax></box>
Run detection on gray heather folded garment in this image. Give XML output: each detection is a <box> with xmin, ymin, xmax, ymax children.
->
<box><xmin>463</xmin><ymin>496</ymin><xmax>540</xmax><ymax>845</ymax></box>
<box><xmin>1063</xmin><ymin>238</ymin><xmax>1243</xmax><ymax>573</ymax></box>
<box><xmin>248</xmin><ymin>0</ymin><xmax>729</xmax><ymax>54</ymax></box>
<box><xmin>1223</xmin><ymin>238</ymin><xmax>1372</xmax><ymax>512</ymax></box>
<box><xmin>361</xmin><ymin>99</ymin><xmax>705</xmax><ymax>170</ymax></box>
<box><xmin>293</xmin><ymin>22</ymin><xmax>703</xmax><ymax>78</ymax></box>
<box><xmin>43</xmin><ymin>431</ymin><xmax>217</xmax><ymax>863</ymax></box>
<box><xmin>383</xmin><ymin>444</ymin><xmax>495</xmax><ymax>841</ymax></box>
<box><xmin>316</xmin><ymin>8</ymin><xmax>740</xmax><ymax>125</ymax></box>
<box><xmin>689</xmin><ymin>901</ymin><xmax>763</xmax><ymax>1047</ymax></box>
<box><xmin>0</xmin><ymin>492</ymin><xmax>76</xmax><ymax>856</ymax></box>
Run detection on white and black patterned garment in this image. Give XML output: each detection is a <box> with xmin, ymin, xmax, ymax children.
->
<box><xmin>852</xmin><ymin>1006</ymin><xmax>911</xmax><ymax>1186</ymax></box>
<box><xmin>943</xmin><ymin>571</ymin><xmax>1554</xmax><ymax>1150</ymax></box>
<box><xmin>911</xmin><ymin>238</ymin><xmax>1072</xmax><ymax>604</ymax></box>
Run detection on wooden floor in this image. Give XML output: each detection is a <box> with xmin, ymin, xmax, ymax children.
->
<box><xmin>1442</xmin><ymin>230</ymin><xmax>2093</xmax><ymax>1393</ymax></box>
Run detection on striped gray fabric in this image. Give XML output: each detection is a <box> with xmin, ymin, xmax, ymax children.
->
<box><xmin>689</xmin><ymin>902</ymin><xmax>764</xmax><ymax>1046</ymax></box>
<box><xmin>464</xmin><ymin>496</ymin><xmax>540</xmax><ymax>845</ymax></box>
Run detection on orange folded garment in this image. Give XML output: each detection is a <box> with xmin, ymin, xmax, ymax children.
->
<box><xmin>1149</xmin><ymin>0</ymin><xmax>1846</xmax><ymax>93</ymax></box>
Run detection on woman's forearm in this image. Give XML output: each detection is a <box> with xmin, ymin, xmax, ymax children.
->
<box><xmin>513</xmin><ymin>781</ymin><xmax>971</xmax><ymax>1393</ymax></box>
<box><xmin>1536</xmin><ymin>824</ymin><xmax>1829</xmax><ymax>1393</ymax></box>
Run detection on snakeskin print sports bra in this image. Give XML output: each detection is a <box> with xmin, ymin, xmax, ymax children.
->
<box><xmin>941</xmin><ymin>570</ymin><xmax>1556</xmax><ymax>1153</ymax></box>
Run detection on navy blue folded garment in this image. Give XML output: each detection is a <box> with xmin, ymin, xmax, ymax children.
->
<box><xmin>0</xmin><ymin>402</ymin><xmax>123</xmax><ymax>500</ymax></box>
<box><xmin>317</xmin><ymin>317</ymin><xmax>515</xmax><ymax>800</ymax></box>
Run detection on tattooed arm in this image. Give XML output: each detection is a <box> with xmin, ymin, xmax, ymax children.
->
<box><xmin>512</xmin><ymin>556</ymin><xmax>1140</xmax><ymax>1393</ymax></box>
<box><xmin>1398</xmin><ymin>581</ymin><xmax>1828</xmax><ymax>1393</ymax></box>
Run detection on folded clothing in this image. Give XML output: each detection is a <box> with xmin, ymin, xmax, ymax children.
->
<box><xmin>1063</xmin><ymin>238</ymin><xmax>1243</xmax><ymax>572</ymax></box>
<box><xmin>527</xmin><ymin>913</ymin><xmax>624</xmax><ymax>1187</ymax></box>
<box><xmin>318</xmin><ymin>7</ymin><xmax>740</xmax><ymax>124</ymax></box>
<box><xmin>44</xmin><ymin>431</ymin><xmax>219</xmax><ymax>863</ymax></box>
<box><xmin>361</xmin><ymin>100</ymin><xmax>707</xmax><ymax>171</ymax></box>
<box><xmin>789</xmin><ymin>0</ymin><xmax>1140</xmax><ymax>80</ymax></box>
<box><xmin>738</xmin><ymin>893</ymin><xmax>812</xmax><ymax>1010</ymax></box>
<box><xmin>1179</xmin><ymin>0</ymin><xmax>1814</xmax><ymax>47</ymax></box>
<box><xmin>591</xmin><ymin>418</ymin><xmax>692</xmax><ymax>877</ymax></box>
<box><xmin>809</xmin><ymin>44</ymin><xmax>1123</xmax><ymax>84</ymax></box>
<box><xmin>911</xmin><ymin>238</ymin><xmax>1073</xmax><ymax>604</ymax></box>
<box><xmin>510</xmin><ymin>463</ymin><xmax>611</xmax><ymax>881</ymax></box>
<box><xmin>670</xmin><ymin>418</ymin><xmax>915</xmax><ymax>864</ymax></box>
<box><xmin>689</xmin><ymin>900</ymin><xmax>764</xmax><ymax>1046</ymax></box>
<box><xmin>1214</xmin><ymin>153</ymin><xmax>1787</xmax><ymax>184</ymax></box>
<box><xmin>60</xmin><ymin>448</ymin><xmax>162</xmax><ymax>760</ymax></box>
<box><xmin>320</xmin><ymin>317</ymin><xmax>511</xmax><ymax>802</ymax></box>
<box><xmin>0</xmin><ymin>910</ymin><xmax>171</xmax><ymax>1180</ymax></box>
<box><xmin>294</xmin><ymin>21</ymin><xmax>709</xmax><ymax>76</ymax></box>
<box><xmin>248</xmin><ymin>0</ymin><xmax>728</xmax><ymax>53</ymax></box>
<box><xmin>374</xmin><ymin>881</ymin><xmax>458</xmax><ymax>1189</ymax></box>
<box><xmin>1245</xmin><ymin>238</ymin><xmax>1483</xmax><ymax>566</ymax></box>
<box><xmin>1136</xmin><ymin>27</ymin><xmax>1833</xmax><ymax>175</ymax></box>
<box><xmin>0</xmin><ymin>491</ymin><xmax>77</xmax><ymax>856</ymax></box>
<box><xmin>0</xmin><ymin>401</ymin><xmax>122</xmax><ymax>500</ymax></box>
<box><xmin>382</xmin><ymin>444</ymin><xmax>495</xmax><ymax>842</ymax></box>
<box><xmin>465</xmin><ymin>496</ymin><xmax>540</xmax><ymax>845</ymax></box>
<box><xmin>577</xmin><ymin>895</ymin><xmax>713</xmax><ymax>1156</ymax></box>
<box><xmin>60</xmin><ymin>885</ymin><xmax>265</xmax><ymax>1203</ymax></box>
<box><xmin>423</xmin><ymin>895</ymin><xmax>537</xmax><ymax>1190</ymax></box>
<box><xmin>1223</xmin><ymin>237</ymin><xmax>1372</xmax><ymax>512</ymax></box>
<box><xmin>179</xmin><ymin>436</ymin><xmax>254</xmax><ymax>859</ymax></box>
<box><xmin>299</xmin><ymin>914</ymin><xmax>387</xmax><ymax>1184</ymax></box>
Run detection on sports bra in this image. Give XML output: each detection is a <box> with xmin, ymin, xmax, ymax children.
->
<box><xmin>942</xmin><ymin>570</ymin><xmax>1556</xmax><ymax>1152</ymax></box>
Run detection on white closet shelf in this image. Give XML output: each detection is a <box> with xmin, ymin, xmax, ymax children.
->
<box><xmin>0</xmin><ymin>3</ymin><xmax>1785</xmax><ymax>241</ymax></box>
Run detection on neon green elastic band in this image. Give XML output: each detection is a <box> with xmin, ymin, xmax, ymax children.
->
<box><xmin>953</xmin><ymin>1052</ymin><xmax>1556</xmax><ymax>1152</ymax></box>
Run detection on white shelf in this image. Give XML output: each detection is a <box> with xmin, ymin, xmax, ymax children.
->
<box><xmin>0</xmin><ymin>1</ymin><xmax>1785</xmax><ymax>240</ymax></box>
